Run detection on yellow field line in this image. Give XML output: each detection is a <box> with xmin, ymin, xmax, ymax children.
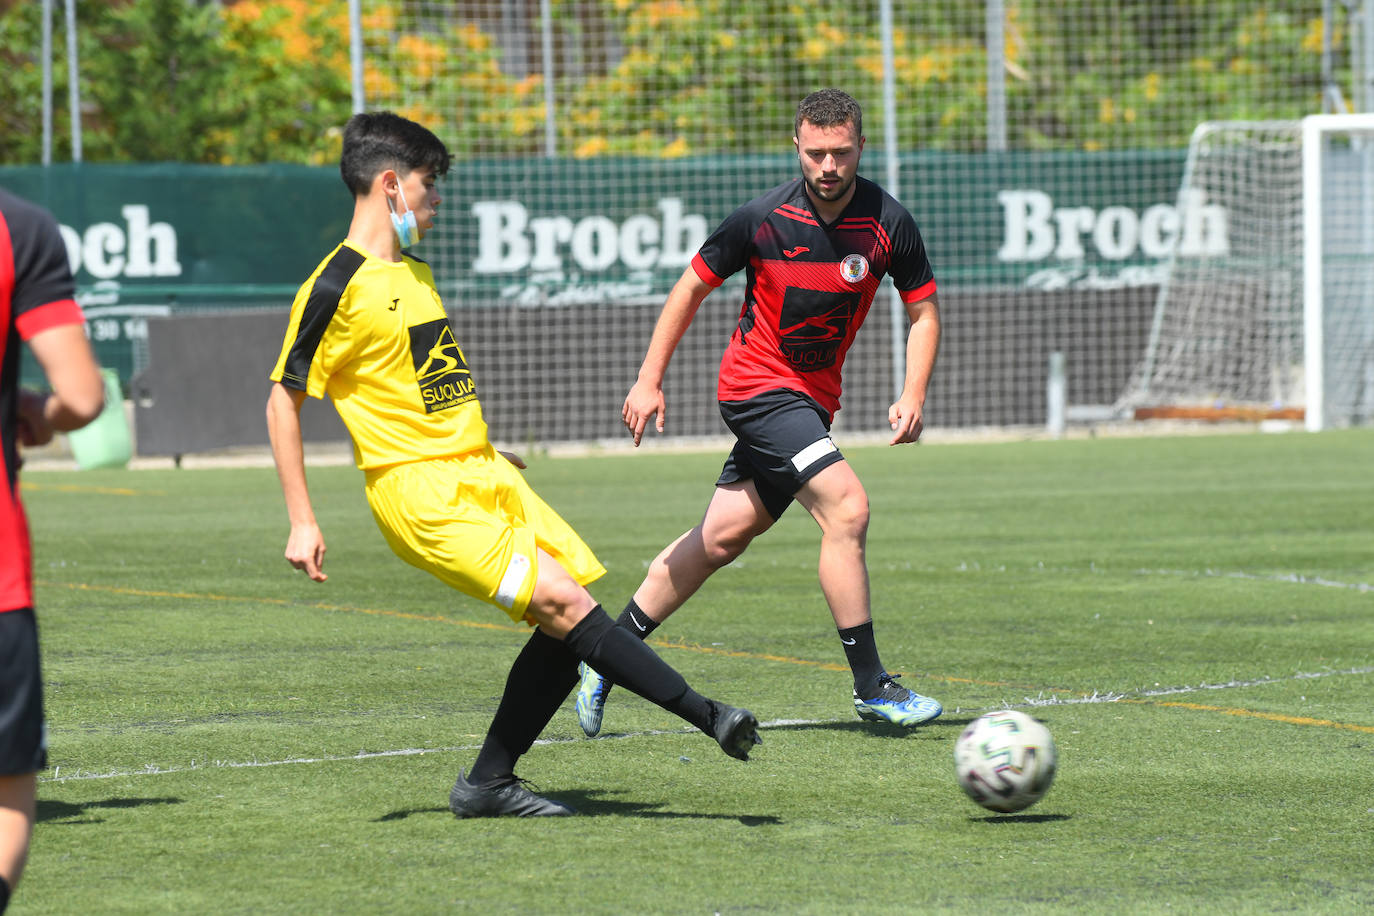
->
<box><xmin>56</xmin><ymin>585</ymin><xmax>1374</xmax><ymax>725</ymax></box>
<box><xmin>39</xmin><ymin>579</ymin><xmax>1037</xmax><ymax>690</ymax></box>
<box><xmin>1128</xmin><ymin>698</ymin><xmax>1374</xmax><ymax>734</ymax></box>
<box><xmin>45</xmin><ymin>580</ymin><xmax>1372</xmax><ymax>734</ymax></box>
<box><xmin>21</xmin><ymin>481</ymin><xmax>152</xmax><ymax>496</ymax></box>
<box><xmin>39</xmin><ymin>580</ymin><xmax>516</xmax><ymax>634</ymax></box>
<box><xmin>642</xmin><ymin>636</ymin><xmax>1069</xmax><ymax>692</ymax></box>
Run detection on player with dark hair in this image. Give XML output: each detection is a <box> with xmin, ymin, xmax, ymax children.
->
<box><xmin>266</xmin><ymin>111</ymin><xmax>760</xmax><ymax>819</ymax></box>
<box><xmin>576</xmin><ymin>88</ymin><xmax>944</xmax><ymax>736</ymax></box>
<box><xmin>1</xmin><ymin>189</ymin><xmax>105</xmax><ymax>912</ymax></box>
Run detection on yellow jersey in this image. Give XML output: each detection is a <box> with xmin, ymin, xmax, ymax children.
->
<box><xmin>271</xmin><ymin>240</ymin><xmax>489</xmax><ymax>469</ymax></box>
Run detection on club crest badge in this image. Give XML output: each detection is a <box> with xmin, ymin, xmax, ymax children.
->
<box><xmin>840</xmin><ymin>254</ymin><xmax>869</xmax><ymax>284</ymax></box>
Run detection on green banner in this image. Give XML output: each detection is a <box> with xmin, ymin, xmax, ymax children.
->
<box><xmin>452</xmin><ymin>150</ymin><xmax>1193</xmax><ymax>300</ymax></box>
<box><xmin>0</xmin><ymin>163</ymin><xmax>350</xmax><ymax>384</ymax></box>
<box><xmin>3</xmin><ymin>151</ymin><xmax>1195</xmax><ymax>385</ymax></box>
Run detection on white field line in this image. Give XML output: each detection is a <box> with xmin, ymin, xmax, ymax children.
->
<box><xmin>37</xmin><ymin>563</ymin><xmax>1371</xmax><ymax>783</ymax></box>
<box><xmin>1003</xmin><ymin>664</ymin><xmax>1374</xmax><ymax>708</ymax></box>
<box><xmin>43</xmin><ymin>746</ymin><xmax>466</xmax><ymax>783</ymax></box>
<box><xmin>944</xmin><ymin>561</ymin><xmax>1374</xmax><ymax>593</ymax></box>
<box><xmin>41</xmin><ymin>664</ymin><xmax>1372</xmax><ymax>784</ymax></box>
<box><xmin>40</xmin><ymin>730</ymin><xmax>680</xmax><ymax>784</ymax></box>
<box><xmin>1127</xmin><ymin>568</ymin><xmax>1374</xmax><ymax>592</ymax></box>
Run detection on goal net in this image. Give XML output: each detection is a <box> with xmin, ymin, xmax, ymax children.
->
<box><xmin>1119</xmin><ymin>116</ymin><xmax>1374</xmax><ymax>429</ymax></box>
<box><xmin>1119</xmin><ymin>121</ymin><xmax>1306</xmax><ymax>422</ymax></box>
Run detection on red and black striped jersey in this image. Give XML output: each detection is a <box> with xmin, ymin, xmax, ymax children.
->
<box><xmin>692</xmin><ymin>176</ymin><xmax>936</xmax><ymax>418</ymax></box>
<box><xmin>1</xmin><ymin>189</ymin><xmax>84</xmax><ymax>613</ymax></box>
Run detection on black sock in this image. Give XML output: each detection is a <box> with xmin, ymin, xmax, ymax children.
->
<box><xmin>564</xmin><ymin>605</ymin><xmax>713</xmax><ymax>733</ymax></box>
<box><xmin>838</xmin><ymin>621</ymin><xmax>886</xmax><ymax>698</ymax></box>
<box><xmin>593</xmin><ymin>600</ymin><xmax>661</xmax><ymax>694</ymax></box>
<box><xmin>1</xmin><ymin>875</ymin><xmax>10</xmax><ymax>913</ymax></box>
<box><xmin>468</xmin><ymin>627</ymin><xmax>580</xmax><ymax>785</ymax></box>
<box><xmin>617</xmin><ymin>599</ymin><xmax>660</xmax><ymax>640</ymax></box>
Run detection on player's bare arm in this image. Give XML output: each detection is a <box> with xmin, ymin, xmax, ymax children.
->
<box><xmin>21</xmin><ymin>323</ymin><xmax>104</xmax><ymax>444</ymax></box>
<box><xmin>624</xmin><ymin>266</ymin><xmax>714</xmax><ymax>445</ymax></box>
<box><xmin>888</xmin><ymin>292</ymin><xmax>941</xmax><ymax>446</ymax></box>
<box><xmin>266</xmin><ymin>382</ymin><xmax>328</xmax><ymax>582</ymax></box>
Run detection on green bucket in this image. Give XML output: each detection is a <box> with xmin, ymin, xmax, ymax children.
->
<box><xmin>67</xmin><ymin>368</ymin><xmax>133</xmax><ymax>470</ymax></box>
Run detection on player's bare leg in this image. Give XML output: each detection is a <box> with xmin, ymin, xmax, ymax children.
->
<box><xmin>798</xmin><ymin>460</ymin><xmax>942</xmax><ymax>726</ymax></box>
<box><xmin>795</xmin><ymin>460</ymin><xmax>871</xmax><ymax>629</ymax></box>
<box><xmin>576</xmin><ymin>482</ymin><xmax>773</xmax><ymax>736</ymax></box>
<box><xmin>634</xmin><ymin>481</ymin><xmax>775</xmax><ymax>621</ymax></box>
<box><xmin>0</xmin><ymin>773</ymin><xmax>36</xmax><ymax>903</ymax></box>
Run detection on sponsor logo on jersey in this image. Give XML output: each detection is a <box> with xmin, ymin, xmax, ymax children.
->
<box><xmin>777</xmin><ymin>288</ymin><xmax>859</xmax><ymax>372</ymax></box>
<box><xmin>409</xmin><ymin>318</ymin><xmax>477</xmax><ymax>413</ymax></box>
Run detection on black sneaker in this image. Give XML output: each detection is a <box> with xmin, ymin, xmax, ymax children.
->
<box><xmin>711</xmin><ymin>703</ymin><xmax>762</xmax><ymax>761</ymax></box>
<box><xmin>448</xmin><ymin>770</ymin><xmax>576</xmax><ymax>818</ymax></box>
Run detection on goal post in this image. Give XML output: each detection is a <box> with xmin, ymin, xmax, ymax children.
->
<box><xmin>1303</xmin><ymin>113</ymin><xmax>1374</xmax><ymax>431</ymax></box>
<box><xmin>1118</xmin><ymin>115</ymin><xmax>1374</xmax><ymax>431</ymax></box>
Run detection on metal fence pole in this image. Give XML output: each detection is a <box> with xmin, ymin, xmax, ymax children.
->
<box><xmin>1047</xmin><ymin>351</ymin><xmax>1066</xmax><ymax>438</ymax></box>
<box><xmin>541</xmin><ymin>0</ymin><xmax>556</xmax><ymax>158</ymax></box>
<box><xmin>64</xmin><ymin>0</ymin><xmax>80</xmax><ymax>161</ymax></box>
<box><xmin>987</xmin><ymin>0</ymin><xmax>1007</xmax><ymax>152</ymax></box>
<box><xmin>880</xmin><ymin>0</ymin><xmax>905</xmax><ymax>399</ymax></box>
<box><xmin>42</xmin><ymin>0</ymin><xmax>53</xmax><ymax>165</ymax></box>
<box><xmin>1323</xmin><ymin>0</ymin><xmax>1346</xmax><ymax>111</ymax></box>
<box><xmin>349</xmin><ymin>0</ymin><xmax>364</xmax><ymax>114</ymax></box>
<box><xmin>1365</xmin><ymin>0</ymin><xmax>1374</xmax><ymax>113</ymax></box>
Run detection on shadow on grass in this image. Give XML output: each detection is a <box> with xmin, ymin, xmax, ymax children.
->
<box><xmin>968</xmin><ymin>813</ymin><xmax>1071</xmax><ymax>824</ymax></box>
<box><xmin>38</xmin><ymin>796</ymin><xmax>182</xmax><ymax>825</ymax></box>
<box><xmin>763</xmin><ymin>718</ymin><xmax>971</xmax><ymax>736</ymax></box>
<box><xmin>376</xmin><ymin>791</ymin><xmax>781</xmax><ymax>825</ymax></box>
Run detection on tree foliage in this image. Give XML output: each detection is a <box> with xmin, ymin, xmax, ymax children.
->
<box><xmin>0</xmin><ymin>0</ymin><xmax>1345</xmax><ymax>165</ymax></box>
<box><xmin>0</xmin><ymin>0</ymin><xmax>354</xmax><ymax>164</ymax></box>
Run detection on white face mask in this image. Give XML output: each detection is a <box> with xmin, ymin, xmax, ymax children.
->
<box><xmin>388</xmin><ymin>184</ymin><xmax>419</xmax><ymax>248</ymax></box>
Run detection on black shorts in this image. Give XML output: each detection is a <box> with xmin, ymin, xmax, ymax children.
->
<box><xmin>717</xmin><ymin>389</ymin><xmax>845</xmax><ymax>520</ymax></box>
<box><xmin>0</xmin><ymin>608</ymin><xmax>47</xmax><ymax>774</ymax></box>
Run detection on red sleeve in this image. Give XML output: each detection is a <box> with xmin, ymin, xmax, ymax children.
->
<box><xmin>690</xmin><ymin>252</ymin><xmax>725</xmax><ymax>288</ymax></box>
<box><xmin>15</xmin><ymin>298</ymin><xmax>84</xmax><ymax>339</ymax></box>
<box><xmin>899</xmin><ymin>278</ymin><xmax>938</xmax><ymax>304</ymax></box>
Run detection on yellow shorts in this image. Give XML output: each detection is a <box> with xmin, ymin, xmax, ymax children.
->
<box><xmin>364</xmin><ymin>446</ymin><xmax>606</xmax><ymax>622</ymax></box>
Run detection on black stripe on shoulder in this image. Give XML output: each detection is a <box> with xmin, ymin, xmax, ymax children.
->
<box><xmin>282</xmin><ymin>246</ymin><xmax>366</xmax><ymax>387</ymax></box>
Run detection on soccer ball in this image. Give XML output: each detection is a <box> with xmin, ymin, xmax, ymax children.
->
<box><xmin>954</xmin><ymin>710</ymin><xmax>1057</xmax><ymax>813</ymax></box>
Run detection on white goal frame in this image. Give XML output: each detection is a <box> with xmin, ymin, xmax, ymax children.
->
<box><xmin>1121</xmin><ymin>114</ymin><xmax>1374</xmax><ymax>431</ymax></box>
<box><xmin>1303</xmin><ymin>113</ymin><xmax>1374</xmax><ymax>431</ymax></box>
